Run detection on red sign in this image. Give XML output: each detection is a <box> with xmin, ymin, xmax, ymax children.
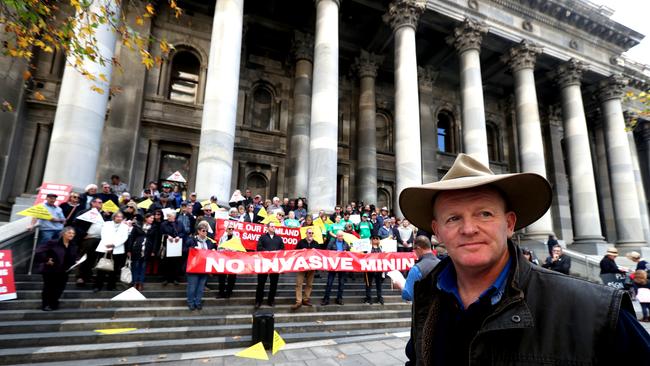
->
<box><xmin>186</xmin><ymin>248</ymin><xmax>416</xmax><ymax>275</ymax></box>
<box><xmin>34</xmin><ymin>182</ymin><xmax>73</xmax><ymax>206</ymax></box>
<box><xmin>215</xmin><ymin>219</ymin><xmax>302</xmax><ymax>251</ymax></box>
<box><xmin>0</xmin><ymin>250</ymin><xmax>16</xmax><ymax>301</ymax></box>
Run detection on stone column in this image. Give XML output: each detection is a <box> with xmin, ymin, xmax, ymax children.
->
<box><xmin>287</xmin><ymin>31</ymin><xmax>314</xmax><ymax>199</ymax></box>
<box><xmin>555</xmin><ymin>59</ymin><xmax>605</xmax><ymax>250</ymax></box>
<box><xmin>307</xmin><ymin>0</ymin><xmax>340</xmax><ymax>212</ymax></box>
<box><xmin>384</xmin><ymin>0</ymin><xmax>425</xmax><ymax>218</ymax></box>
<box><xmin>26</xmin><ymin>123</ymin><xmax>52</xmax><ymax>192</ymax></box>
<box><xmin>42</xmin><ymin>0</ymin><xmax>120</xmax><ymax>190</ymax></box>
<box><xmin>194</xmin><ymin>0</ymin><xmax>244</xmax><ymax>202</ymax></box>
<box><xmin>355</xmin><ymin>50</ymin><xmax>383</xmax><ymax>206</ymax></box>
<box><xmin>504</xmin><ymin>41</ymin><xmax>554</xmax><ymax>239</ymax></box>
<box><xmin>418</xmin><ymin>65</ymin><xmax>439</xmax><ymax>184</ymax></box>
<box><xmin>447</xmin><ymin>18</ymin><xmax>489</xmax><ymax>165</ymax></box>
<box><xmin>626</xmin><ymin>125</ymin><xmax>650</xmax><ymax>244</ymax></box>
<box><xmin>598</xmin><ymin>75</ymin><xmax>646</xmax><ymax>247</ymax></box>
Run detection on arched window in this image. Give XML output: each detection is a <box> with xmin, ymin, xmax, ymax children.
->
<box><xmin>376</xmin><ymin>112</ymin><xmax>393</xmax><ymax>153</ymax></box>
<box><xmin>250</xmin><ymin>84</ymin><xmax>275</xmax><ymax>130</ymax></box>
<box><xmin>437</xmin><ymin>111</ymin><xmax>454</xmax><ymax>153</ymax></box>
<box><xmin>377</xmin><ymin>188</ymin><xmax>391</xmax><ymax>211</ymax></box>
<box><xmin>486</xmin><ymin>122</ymin><xmax>500</xmax><ymax>162</ymax></box>
<box><xmin>168</xmin><ymin>51</ymin><xmax>201</xmax><ymax>104</ymax></box>
<box><xmin>246</xmin><ymin>173</ymin><xmax>268</xmax><ymax>197</ymax></box>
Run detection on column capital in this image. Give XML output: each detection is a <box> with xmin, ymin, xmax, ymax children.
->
<box><xmin>503</xmin><ymin>40</ymin><xmax>542</xmax><ymax>73</ymax></box>
<box><xmin>555</xmin><ymin>58</ymin><xmax>587</xmax><ymax>88</ymax></box>
<box><xmin>354</xmin><ymin>49</ymin><xmax>384</xmax><ymax>79</ymax></box>
<box><xmin>315</xmin><ymin>0</ymin><xmax>341</xmax><ymax>7</ymax></box>
<box><xmin>292</xmin><ymin>31</ymin><xmax>314</xmax><ymax>62</ymax></box>
<box><xmin>598</xmin><ymin>74</ymin><xmax>628</xmax><ymax>102</ymax></box>
<box><xmin>417</xmin><ymin>65</ymin><xmax>438</xmax><ymax>89</ymax></box>
<box><xmin>383</xmin><ymin>0</ymin><xmax>426</xmax><ymax>32</ymax></box>
<box><xmin>446</xmin><ymin>18</ymin><xmax>488</xmax><ymax>54</ymax></box>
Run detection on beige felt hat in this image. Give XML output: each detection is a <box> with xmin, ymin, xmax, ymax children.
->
<box><xmin>399</xmin><ymin>153</ymin><xmax>552</xmax><ymax>233</ymax></box>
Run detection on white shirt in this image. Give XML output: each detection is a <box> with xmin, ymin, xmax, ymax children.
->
<box><xmin>96</xmin><ymin>222</ymin><xmax>129</xmax><ymax>254</ymax></box>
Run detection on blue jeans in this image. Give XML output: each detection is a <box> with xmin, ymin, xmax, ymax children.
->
<box><xmin>38</xmin><ymin>230</ymin><xmax>60</xmax><ymax>247</ymax></box>
<box><xmin>186</xmin><ymin>274</ymin><xmax>208</xmax><ymax>307</ymax></box>
<box><xmin>132</xmin><ymin>258</ymin><xmax>147</xmax><ymax>284</ymax></box>
<box><xmin>324</xmin><ymin>271</ymin><xmax>346</xmax><ymax>300</ymax></box>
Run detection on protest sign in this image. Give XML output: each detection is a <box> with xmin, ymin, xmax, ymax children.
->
<box><xmin>380</xmin><ymin>239</ymin><xmax>398</xmax><ymax>253</ymax></box>
<box><xmin>166</xmin><ymin>238</ymin><xmax>183</xmax><ymax>257</ymax></box>
<box><xmin>219</xmin><ymin>236</ymin><xmax>247</xmax><ymax>252</ymax></box>
<box><xmin>101</xmin><ymin>200</ymin><xmax>119</xmax><ymax>213</ymax></box>
<box><xmin>350</xmin><ymin>238</ymin><xmax>371</xmax><ymax>253</ymax></box>
<box><xmin>166</xmin><ymin>171</ymin><xmax>187</xmax><ymax>183</ymax></box>
<box><xmin>76</xmin><ymin>208</ymin><xmax>105</xmax><ymax>224</ymax></box>
<box><xmin>299</xmin><ymin>226</ymin><xmax>323</xmax><ymax>244</ymax></box>
<box><xmin>33</xmin><ymin>183</ymin><xmax>72</xmax><ymax>206</ymax></box>
<box><xmin>214</xmin><ymin>210</ymin><xmax>230</xmax><ymax>220</ymax></box>
<box><xmin>186</xmin><ymin>248</ymin><xmax>416</xmax><ymax>275</ymax></box>
<box><xmin>350</xmin><ymin>214</ymin><xmax>361</xmax><ymax>225</ymax></box>
<box><xmin>137</xmin><ymin>198</ymin><xmax>153</xmax><ymax>210</ymax></box>
<box><xmin>17</xmin><ymin>204</ymin><xmax>53</xmax><ymax>220</ymax></box>
<box><xmin>0</xmin><ymin>250</ymin><xmax>16</xmax><ymax>301</ymax></box>
<box><xmin>257</xmin><ymin>207</ymin><xmax>268</xmax><ymax>218</ymax></box>
<box><xmin>215</xmin><ymin>219</ymin><xmax>302</xmax><ymax>251</ymax></box>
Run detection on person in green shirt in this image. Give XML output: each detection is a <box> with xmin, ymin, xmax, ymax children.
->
<box><xmin>356</xmin><ymin>213</ymin><xmax>373</xmax><ymax>239</ymax></box>
<box><xmin>283</xmin><ymin>211</ymin><xmax>301</xmax><ymax>228</ymax></box>
<box><xmin>340</xmin><ymin>212</ymin><xmax>353</xmax><ymax>227</ymax></box>
<box><xmin>328</xmin><ymin>215</ymin><xmax>345</xmax><ymax>239</ymax></box>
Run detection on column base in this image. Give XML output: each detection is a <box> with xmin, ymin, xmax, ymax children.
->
<box><xmin>569</xmin><ymin>242</ymin><xmax>610</xmax><ymax>255</ymax></box>
<box><xmin>522</xmin><ymin>230</ymin><xmax>555</xmax><ymax>242</ymax></box>
<box><xmin>614</xmin><ymin>241</ymin><xmax>650</xmax><ymax>256</ymax></box>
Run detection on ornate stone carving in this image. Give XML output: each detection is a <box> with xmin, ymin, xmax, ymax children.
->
<box><xmin>522</xmin><ymin>20</ymin><xmax>533</xmax><ymax>32</ymax></box>
<box><xmin>292</xmin><ymin>31</ymin><xmax>314</xmax><ymax>63</ymax></box>
<box><xmin>554</xmin><ymin>59</ymin><xmax>586</xmax><ymax>88</ymax></box>
<box><xmin>354</xmin><ymin>50</ymin><xmax>384</xmax><ymax>79</ymax></box>
<box><xmin>417</xmin><ymin>65</ymin><xmax>439</xmax><ymax>88</ymax></box>
<box><xmin>569</xmin><ymin>39</ymin><xmax>579</xmax><ymax>50</ymax></box>
<box><xmin>598</xmin><ymin>74</ymin><xmax>628</xmax><ymax>102</ymax></box>
<box><xmin>446</xmin><ymin>18</ymin><xmax>488</xmax><ymax>54</ymax></box>
<box><xmin>503</xmin><ymin>40</ymin><xmax>542</xmax><ymax>73</ymax></box>
<box><xmin>468</xmin><ymin>0</ymin><xmax>478</xmax><ymax>10</ymax></box>
<box><xmin>383</xmin><ymin>0</ymin><xmax>426</xmax><ymax>32</ymax></box>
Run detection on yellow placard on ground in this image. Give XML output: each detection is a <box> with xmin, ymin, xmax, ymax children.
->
<box><xmin>257</xmin><ymin>207</ymin><xmax>268</xmax><ymax>218</ymax></box>
<box><xmin>272</xmin><ymin>331</ymin><xmax>286</xmax><ymax>355</ymax></box>
<box><xmin>94</xmin><ymin>328</ymin><xmax>137</xmax><ymax>335</ymax></box>
<box><xmin>235</xmin><ymin>342</ymin><xmax>268</xmax><ymax>360</ymax></box>
<box><xmin>102</xmin><ymin>200</ymin><xmax>119</xmax><ymax>213</ymax></box>
<box><xmin>219</xmin><ymin>236</ymin><xmax>246</xmax><ymax>252</ymax></box>
<box><xmin>137</xmin><ymin>198</ymin><xmax>153</xmax><ymax>210</ymax></box>
<box><xmin>261</xmin><ymin>214</ymin><xmax>280</xmax><ymax>225</ymax></box>
<box><xmin>300</xmin><ymin>226</ymin><xmax>324</xmax><ymax>244</ymax></box>
<box><xmin>17</xmin><ymin>205</ymin><xmax>53</xmax><ymax>220</ymax></box>
<box><xmin>342</xmin><ymin>232</ymin><xmax>359</xmax><ymax>245</ymax></box>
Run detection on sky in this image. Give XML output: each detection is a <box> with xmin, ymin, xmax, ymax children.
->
<box><xmin>591</xmin><ymin>0</ymin><xmax>650</xmax><ymax>64</ymax></box>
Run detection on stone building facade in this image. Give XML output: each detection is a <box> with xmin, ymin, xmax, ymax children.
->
<box><xmin>1</xmin><ymin>0</ymin><xmax>649</xmax><ymax>253</ymax></box>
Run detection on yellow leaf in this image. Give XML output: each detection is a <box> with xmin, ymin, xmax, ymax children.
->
<box><xmin>43</xmin><ymin>46</ymin><xmax>53</xmax><ymax>53</ymax></box>
<box><xmin>159</xmin><ymin>40</ymin><xmax>170</xmax><ymax>54</ymax></box>
<box><xmin>91</xmin><ymin>85</ymin><xmax>105</xmax><ymax>94</ymax></box>
<box><xmin>640</xmin><ymin>92</ymin><xmax>647</xmax><ymax>98</ymax></box>
<box><xmin>22</xmin><ymin>70</ymin><xmax>32</xmax><ymax>80</ymax></box>
<box><xmin>99</xmin><ymin>73</ymin><xmax>108</xmax><ymax>82</ymax></box>
<box><xmin>135</xmin><ymin>16</ymin><xmax>144</xmax><ymax>26</ymax></box>
<box><xmin>33</xmin><ymin>91</ymin><xmax>46</xmax><ymax>101</ymax></box>
<box><xmin>146</xmin><ymin>4</ymin><xmax>155</xmax><ymax>15</ymax></box>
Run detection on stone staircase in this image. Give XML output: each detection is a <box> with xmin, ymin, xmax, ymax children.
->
<box><xmin>0</xmin><ymin>273</ymin><xmax>411</xmax><ymax>365</ymax></box>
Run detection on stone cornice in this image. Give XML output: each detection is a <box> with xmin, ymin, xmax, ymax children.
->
<box><xmin>417</xmin><ymin>65</ymin><xmax>438</xmax><ymax>89</ymax></box>
<box><xmin>292</xmin><ymin>31</ymin><xmax>314</xmax><ymax>63</ymax></box>
<box><xmin>555</xmin><ymin>59</ymin><xmax>587</xmax><ymax>88</ymax></box>
<box><xmin>354</xmin><ymin>50</ymin><xmax>384</xmax><ymax>79</ymax></box>
<box><xmin>503</xmin><ymin>40</ymin><xmax>543</xmax><ymax>73</ymax></box>
<box><xmin>383</xmin><ymin>0</ymin><xmax>426</xmax><ymax>32</ymax></box>
<box><xmin>315</xmin><ymin>0</ymin><xmax>341</xmax><ymax>8</ymax></box>
<box><xmin>598</xmin><ymin>74</ymin><xmax>628</xmax><ymax>102</ymax></box>
<box><xmin>446</xmin><ymin>18</ymin><xmax>488</xmax><ymax>54</ymax></box>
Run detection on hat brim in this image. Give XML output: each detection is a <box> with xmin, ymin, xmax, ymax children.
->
<box><xmin>399</xmin><ymin>172</ymin><xmax>552</xmax><ymax>234</ymax></box>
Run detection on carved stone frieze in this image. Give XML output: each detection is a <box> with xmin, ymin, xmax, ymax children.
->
<box><xmin>554</xmin><ymin>59</ymin><xmax>586</xmax><ymax>88</ymax></box>
<box><xmin>383</xmin><ymin>0</ymin><xmax>426</xmax><ymax>32</ymax></box>
<box><xmin>354</xmin><ymin>50</ymin><xmax>384</xmax><ymax>79</ymax></box>
<box><xmin>292</xmin><ymin>31</ymin><xmax>314</xmax><ymax>63</ymax></box>
<box><xmin>417</xmin><ymin>65</ymin><xmax>439</xmax><ymax>88</ymax></box>
<box><xmin>446</xmin><ymin>18</ymin><xmax>488</xmax><ymax>54</ymax></box>
<box><xmin>503</xmin><ymin>40</ymin><xmax>543</xmax><ymax>73</ymax></box>
<box><xmin>598</xmin><ymin>74</ymin><xmax>628</xmax><ymax>102</ymax></box>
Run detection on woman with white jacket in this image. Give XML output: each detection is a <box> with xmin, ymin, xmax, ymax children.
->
<box><xmin>94</xmin><ymin>211</ymin><xmax>130</xmax><ymax>292</ymax></box>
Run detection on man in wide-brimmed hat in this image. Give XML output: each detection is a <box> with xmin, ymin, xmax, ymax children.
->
<box><xmin>399</xmin><ymin>153</ymin><xmax>648</xmax><ymax>365</ymax></box>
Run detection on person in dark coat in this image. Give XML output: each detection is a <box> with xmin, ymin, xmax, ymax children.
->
<box><xmin>321</xmin><ymin>230</ymin><xmax>350</xmax><ymax>306</ymax></box>
<box><xmin>542</xmin><ymin>245</ymin><xmax>571</xmax><ymax>275</ymax></box>
<box><xmin>254</xmin><ymin>223</ymin><xmax>284</xmax><ymax>308</ymax></box>
<box><xmin>546</xmin><ymin>234</ymin><xmax>559</xmax><ymax>256</ymax></box>
<box><xmin>160</xmin><ymin>211</ymin><xmax>188</xmax><ymax>285</ymax></box>
<box><xmin>59</xmin><ymin>193</ymin><xmax>83</xmax><ymax>226</ymax></box>
<box><xmin>364</xmin><ymin>235</ymin><xmax>385</xmax><ymax>305</ymax></box>
<box><xmin>126</xmin><ymin>213</ymin><xmax>157</xmax><ymax>291</ymax></box>
<box><xmin>183</xmin><ymin>222</ymin><xmax>216</xmax><ymax>310</ymax></box>
<box><xmin>216</xmin><ymin>222</ymin><xmax>240</xmax><ymax>298</ymax></box>
<box><xmin>240</xmin><ymin>203</ymin><xmax>260</xmax><ymax>223</ymax></box>
<box><xmin>35</xmin><ymin>227</ymin><xmax>78</xmax><ymax>311</ymax></box>
<box><xmin>96</xmin><ymin>182</ymin><xmax>119</xmax><ymax>206</ymax></box>
<box><xmin>600</xmin><ymin>247</ymin><xmax>627</xmax><ymax>275</ymax></box>
<box><xmin>291</xmin><ymin>229</ymin><xmax>320</xmax><ymax>310</ymax></box>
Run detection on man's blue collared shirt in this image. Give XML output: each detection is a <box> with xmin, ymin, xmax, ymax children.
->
<box><xmin>437</xmin><ymin>256</ymin><xmax>512</xmax><ymax>310</ymax></box>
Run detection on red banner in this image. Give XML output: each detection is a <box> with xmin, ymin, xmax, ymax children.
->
<box><xmin>186</xmin><ymin>248</ymin><xmax>417</xmax><ymax>274</ymax></box>
<box><xmin>0</xmin><ymin>250</ymin><xmax>16</xmax><ymax>301</ymax></box>
<box><xmin>34</xmin><ymin>182</ymin><xmax>73</xmax><ymax>206</ymax></box>
<box><xmin>215</xmin><ymin>219</ymin><xmax>302</xmax><ymax>251</ymax></box>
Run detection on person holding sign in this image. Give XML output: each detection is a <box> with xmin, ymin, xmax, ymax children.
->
<box><xmin>35</xmin><ymin>226</ymin><xmax>78</xmax><ymax>311</ymax></box>
<box><xmin>363</xmin><ymin>235</ymin><xmax>385</xmax><ymax>305</ymax></box>
<box><xmin>126</xmin><ymin>213</ymin><xmax>157</xmax><ymax>291</ymax></box>
<box><xmin>255</xmin><ymin>223</ymin><xmax>284</xmax><ymax>309</ymax></box>
<box><xmin>291</xmin><ymin>229</ymin><xmax>319</xmax><ymax>310</ymax></box>
<box><xmin>217</xmin><ymin>223</ymin><xmax>240</xmax><ymax>298</ymax></box>
<box><xmin>321</xmin><ymin>231</ymin><xmax>350</xmax><ymax>306</ymax></box>
<box><xmin>94</xmin><ymin>212</ymin><xmax>129</xmax><ymax>292</ymax></box>
<box><xmin>160</xmin><ymin>211</ymin><xmax>187</xmax><ymax>286</ymax></box>
<box><xmin>29</xmin><ymin>193</ymin><xmax>66</xmax><ymax>247</ymax></box>
<box><xmin>184</xmin><ymin>222</ymin><xmax>215</xmax><ymax>310</ymax></box>
<box><xmin>356</xmin><ymin>214</ymin><xmax>373</xmax><ymax>239</ymax></box>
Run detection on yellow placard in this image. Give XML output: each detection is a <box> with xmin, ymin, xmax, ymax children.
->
<box><xmin>235</xmin><ymin>342</ymin><xmax>268</xmax><ymax>360</ymax></box>
<box><xmin>261</xmin><ymin>214</ymin><xmax>280</xmax><ymax>225</ymax></box>
<box><xmin>94</xmin><ymin>328</ymin><xmax>137</xmax><ymax>335</ymax></box>
<box><xmin>201</xmin><ymin>199</ymin><xmax>211</xmax><ymax>206</ymax></box>
<box><xmin>300</xmin><ymin>226</ymin><xmax>323</xmax><ymax>244</ymax></box>
<box><xmin>210</xmin><ymin>203</ymin><xmax>219</xmax><ymax>212</ymax></box>
<box><xmin>272</xmin><ymin>331</ymin><xmax>286</xmax><ymax>355</ymax></box>
<box><xmin>342</xmin><ymin>232</ymin><xmax>359</xmax><ymax>245</ymax></box>
<box><xmin>257</xmin><ymin>207</ymin><xmax>268</xmax><ymax>218</ymax></box>
<box><xmin>137</xmin><ymin>198</ymin><xmax>153</xmax><ymax>209</ymax></box>
<box><xmin>219</xmin><ymin>236</ymin><xmax>246</xmax><ymax>252</ymax></box>
<box><xmin>17</xmin><ymin>204</ymin><xmax>53</xmax><ymax>220</ymax></box>
<box><xmin>102</xmin><ymin>200</ymin><xmax>119</xmax><ymax>213</ymax></box>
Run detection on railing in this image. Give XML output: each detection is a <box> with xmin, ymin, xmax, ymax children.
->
<box><xmin>0</xmin><ymin>217</ymin><xmax>37</xmax><ymax>274</ymax></box>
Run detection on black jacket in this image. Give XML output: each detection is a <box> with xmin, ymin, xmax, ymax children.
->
<box><xmin>412</xmin><ymin>241</ymin><xmax>634</xmax><ymax>365</ymax></box>
<box><xmin>296</xmin><ymin>238</ymin><xmax>319</xmax><ymax>250</ymax></box>
<box><xmin>126</xmin><ymin>224</ymin><xmax>157</xmax><ymax>260</ymax></box>
<box><xmin>600</xmin><ymin>256</ymin><xmax>625</xmax><ymax>275</ymax></box>
<box><xmin>35</xmin><ymin>239</ymin><xmax>77</xmax><ymax>274</ymax></box>
<box><xmin>183</xmin><ymin>235</ymin><xmax>216</xmax><ymax>257</ymax></box>
<box><xmin>542</xmin><ymin>254</ymin><xmax>571</xmax><ymax>275</ymax></box>
<box><xmin>257</xmin><ymin>233</ymin><xmax>284</xmax><ymax>251</ymax></box>
<box><xmin>326</xmin><ymin>239</ymin><xmax>350</xmax><ymax>251</ymax></box>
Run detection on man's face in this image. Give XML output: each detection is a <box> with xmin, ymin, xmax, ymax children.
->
<box><xmin>371</xmin><ymin>238</ymin><xmax>380</xmax><ymax>246</ymax></box>
<box><xmin>552</xmin><ymin>247</ymin><xmax>562</xmax><ymax>257</ymax></box>
<box><xmin>46</xmin><ymin>196</ymin><xmax>57</xmax><ymax>205</ymax></box>
<box><xmin>92</xmin><ymin>199</ymin><xmax>103</xmax><ymax>209</ymax></box>
<box><xmin>268</xmin><ymin>224</ymin><xmax>276</xmax><ymax>234</ymax></box>
<box><xmin>245</xmin><ymin>190</ymin><xmax>252</xmax><ymax>197</ymax></box>
<box><xmin>88</xmin><ymin>187</ymin><xmax>97</xmax><ymax>195</ymax></box>
<box><xmin>102</xmin><ymin>184</ymin><xmax>111</xmax><ymax>193</ymax></box>
<box><xmin>111</xmin><ymin>177</ymin><xmax>119</xmax><ymax>184</ymax></box>
<box><xmin>114</xmin><ymin>213</ymin><xmax>124</xmax><ymax>223</ymax></box>
<box><xmin>336</xmin><ymin>232</ymin><xmax>344</xmax><ymax>241</ymax></box>
<box><xmin>431</xmin><ymin>187</ymin><xmax>516</xmax><ymax>273</ymax></box>
<box><xmin>190</xmin><ymin>194</ymin><xmax>196</xmax><ymax>202</ymax></box>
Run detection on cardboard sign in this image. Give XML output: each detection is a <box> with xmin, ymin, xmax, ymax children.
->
<box><xmin>0</xmin><ymin>250</ymin><xmax>16</xmax><ymax>301</ymax></box>
<box><xmin>76</xmin><ymin>208</ymin><xmax>105</xmax><ymax>224</ymax></box>
<box><xmin>137</xmin><ymin>199</ymin><xmax>153</xmax><ymax>210</ymax></box>
<box><xmin>350</xmin><ymin>238</ymin><xmax>371</xmax><ymax>253</ymax></box>
<box><xmin>101</xmin><ymin>200</ymin><xmax>119</xmax><ymax>213</ymax></box>
<box><xmin>166</xmin><ymin>171</ymin><xmax>187</xmax><ymax>183</ymax></box>
<box><xmin>380</xmin><ymin>239</ymin><xmax>398</xmax><ymax>253</ymax></box>
<box><xmin>272</xmin><ymin>331</ymin><xmax>286</xmax><ymax>355</ymax></box>
<box><xmin>17</xmin><ymin>204</ymin><xmax>53</xmax><ymax>220</ymax></box>
<box><xmin>235</xmin><ymin>342</ymin><xmax>268</xmax><ymax>360</ymax></box>
<box><xmin>219</xmin><ymin>236</ymin><xmax>246</xmax><ymax>252</ymax></box>
<box><xmin>300</xmin><ymin>226</ymin><xmax>324</xmax><ymax>244</ymax></box>
<box><xmin>215</xmin><ymin>219</ymin><xmax>302</xmax><ymax>251</ymax></box>
<box><xmin>34</xmin><ymin>183</ymin><xmax>72</xmax><ymax>206</ymax></box>
<box><xmin>349</xmin><ymin>214</ymin><xmax>361</xmax><ymax>225</ymax></box>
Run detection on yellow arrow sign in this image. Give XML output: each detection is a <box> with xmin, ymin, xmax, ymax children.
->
<box><xmin>17</xmin><ymin>205</ymin><xmax>53</xmax><ymax>220</ymax></box>
<box><xmin>219</xmin><ymin>236</ymin><xmax>246</xmax><ymax>252</ymax></box>
<box><xmin>137</xmin><ymin>198</ymin><xmax>153</xmax><ymax>209</ymax></box>
<box><xmin>102</xmin><ymin>200</ymin><xmax>119</xmax><ymax>213</ymax></box>
<box><xmin>300</xmin><ymin>226</ymin><xmax>324</xmax><ymax>244</ymax></box>
<box><xmin>94</xmin><ymin>328</ymin><xmax>137</xmax><ymax>335</ymax></box>
<box><xmin>272</xmin><ymin>331</ymin><xmax>286</xmax><ymax>355</ymax></box>
<box><xmin>235</xmin><ymin>342</ymin><xmax>268</xmax><ymax>360</ymax></box>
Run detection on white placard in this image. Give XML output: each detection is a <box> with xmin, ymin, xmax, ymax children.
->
<box><xmin>380</xmin><ymin>239</ymin><xmax>398</xmax><ymax>253</ymax></box>
<box><xmin>214</xmin><ymin>210</ymin><xmax>229</xmax><ymax>220</ymax></box>
<box><xmin>166</xmin><ymin>237</ymin><xmax>183</xmax><ymax>257</ymax></box>
<box><xmin>351</xmin><ymin>238</ymin><xmax>371</xmax><ymax>253</ymax></box>
<box><xmin>166</xmin><ymin>171</ymin><xmax>187</xmax><ymax>183</ymax></box>
<box><xmin>349</xmin><ymin>214</ymin><xmax>361</xmax><ymax>225</ymax></box>
<box><xmin>67</xmin><ymin>254</ymin><xmax>87</xmax><ymax>272</ymax></box>
<box><xmin>387</xmin><ymin>270</ymin><xmax>406</xmax><ymax>289</ymax></box>
<box><xmin>111</xmin><ymin>287</ymin><xmax>147</xmax><ymax>301</ymax></box>
<box><xmin>77</xmin><ymin>208</ymin><xmax>104</xmax><ymax>224</ymax></box>
<box><xmin>638</xmin><ymin>288</ymin><xmax>650</xmax><ymax>303</ymax></box>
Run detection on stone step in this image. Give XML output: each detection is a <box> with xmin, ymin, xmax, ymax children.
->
<box><xmin>0</xmin><ymin>301</ymin><xmax>411</xmax><ymax>321</ymax></box>
<box><xmin>0</xmin><ymin>294</ymin><xmax>404</xmax><ymax>310</ymax></box>
<box><xmin>0</xmin><ymin>326</ymin><xmax>410</xmax><ymax>364</ymax></box>
<box><xmin>0</xmin><ymin>317</ymin><xmax>411</xmax><ymax>348</ymax></box>
<box><xmin>14</xmin><ymin>273</ymin><xmax>379</xmax><ymax>282</ymax></box>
